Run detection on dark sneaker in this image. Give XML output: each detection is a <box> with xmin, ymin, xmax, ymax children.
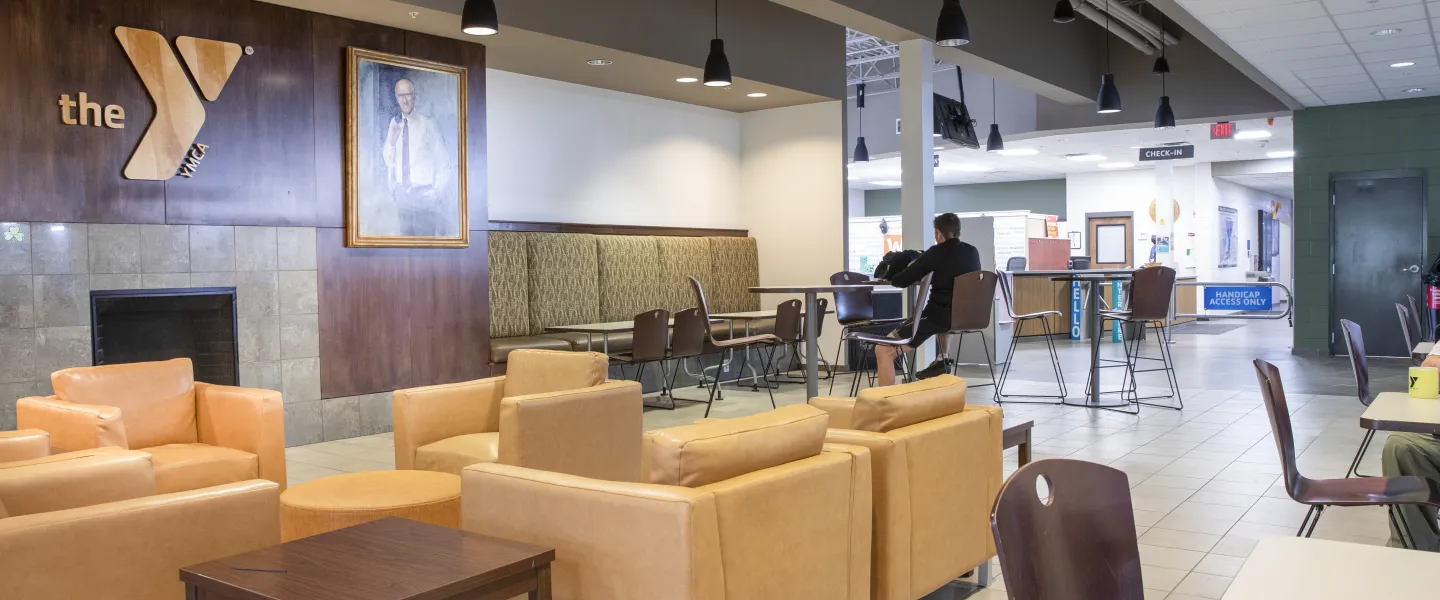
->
<box><xmin>916</xmin><ymin>358</ymin><xmax>952</xmax><ymax>380</ymax></box>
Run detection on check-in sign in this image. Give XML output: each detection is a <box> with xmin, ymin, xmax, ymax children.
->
<box><xmin>1139</xmin><ymin>145</ymin><xmax>1195</xmax><ymax>161</ymax></box>
<box><xmin>1204</xmin><ymin>287</ymin><xmax>1272</xmax><ymax>311</ymax></box>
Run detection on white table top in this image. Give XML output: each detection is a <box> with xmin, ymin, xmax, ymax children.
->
<box><xmin>710</xmin><ymin>309</ymin><xmax>834</xmax><ymax>320</ymax></box>
<box><xmin>748</xmin><ymin>284</ymin><xmax>901</xmax><ymax>294</ymax></box>
<box><xmin>1360</xmin><ymin>391</ymin><xmax>1440</xmax><ymax>434</ymax></box>
<box><xmin>1415</xmin><ymin>341</ymin><xmax>1434</xmax><ymax>355</ymax></box>
<box><xmin>1223</xmin><ymin>537</ymin><xmax>1440</xmax><ymax>599</ymax></box>
<box><xmin>545</xmin><ymin>318</ymin><xmax>718</xmax><ymax>334</ymax></box>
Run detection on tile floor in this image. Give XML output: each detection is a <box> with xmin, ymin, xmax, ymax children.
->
<box><xmin>286</xmin><ymin>318</ymin><xmax>1407</xmax><ymax>600</ymax></box>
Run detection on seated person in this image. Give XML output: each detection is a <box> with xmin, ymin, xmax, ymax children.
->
<box><xmin>874</xmin><ymin>213</ymin><xmax>981</xmax><ymax>386</ymax></box>
<box><xmin>1390</xmin><ymin>352</ymin><xmax>1440</xmax><ymax>551</ymax></box>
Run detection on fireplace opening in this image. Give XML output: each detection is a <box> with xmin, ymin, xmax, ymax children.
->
<box><xmin>90</xmin><ymin>287</ymin><xmax>239</xmax><ymax>385</ymax></box>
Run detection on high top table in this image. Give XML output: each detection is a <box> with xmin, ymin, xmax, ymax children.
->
<box><xmin>748</xmin><ymin>284</ymin><xmax>898</xmax><ymax>398</ymax></box>
<box><xmin>1049</xmin><ymin>273</ymin><xmax>1133</xmax><ymax>409</ymax></box>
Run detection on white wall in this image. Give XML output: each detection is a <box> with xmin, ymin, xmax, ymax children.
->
<box><xmin>1065</xmin><ymin>168</ymin><xmax>1172</xmax><ymax>264</ymax></box>
<box><xmin>486</xmin><ymin>69</ymin><xmax>743</xmax><ymax>228</ymax></box>
<box><xmin>741</xmin><ymin>101</ymin><xmax>846</xmax><ymax>358</ymax></box>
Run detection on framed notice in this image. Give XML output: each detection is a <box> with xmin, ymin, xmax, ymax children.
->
<box><xmin>1218</xmin><ymin>206</ymin><xmax>1239</xmax><ymax>268</ymax></box>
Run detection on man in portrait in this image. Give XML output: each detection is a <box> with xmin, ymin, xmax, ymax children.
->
<box><xmin>382</xmin><ymin>78</ymin><xmax>453</xmax><ymax>237</ymax></box>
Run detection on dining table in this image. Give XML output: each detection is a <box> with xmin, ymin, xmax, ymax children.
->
<box><xmin>1048</xmin><ymin>272</ymin><xmax>1134</xmax><ymax>409</ymax></box>
<box><xmin>544</xmin><ymin>317</ymin><xmax>719</xmax><ymax>355</ymax></box>
<box><xmin>748</xmin><ymin>284</ymin><xmax>898</xmax><ymax>399</ymax></box>
<box><xmin>1222</xmin><ymin>536</ymin><xmax>1439</xmax><ymax>599</ymax></box>
<box><xmin>1360</xmin><ymin>391</ymin><xmax>1440</xmax><ymax>435</ymax></box>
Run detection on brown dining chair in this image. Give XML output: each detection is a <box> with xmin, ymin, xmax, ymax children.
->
<box><xmin>1253</xmin><ymin>359</ymin><xmax>1440</xmax><ymax>547</ymax></box>
<box><xmin>689</xmin><ymin>276</ymin><xmax>781</xmax><ymax>416</ymax></box>
<box><xmin>991</xmin><ymin>458</ymin><xmax>1144</xmax><ymax>600</ymax></box>
<box><xmin>666</xmin><ymin>307</ymin><xmax>718</xmax><ymax>409</ymax></box>
<box><xmin>829</xmin><ymin>271</ymin><xmax>904</xmax><ymax>392</ymax></box>
<box><xmin>842</xmin><ymin>273</ymin><xmax>933</xmax><ymax>395</ymax></box>
<box><xmin>1408</xmin><ymin>293</ymin><xmax>1429</xmax><ymax>342</ymax></box>
<box><xmin>943</xmin><ymin>271</ymin><xmax>999</xmax><ymax>398</ymax></box>
<box><xmin>778</xmin><ymin>298</ymin><xmax>832</xmax><ymax>384</ymax></box>
<box><xmin>1397</xmin><ymin>303</ymin><xmax>1429</xmax><ymax>366</ymax></box>
<box><xmin>609</xmin><ymin>309</ymin><xmax>674</xmax><ymax>409</ymax></box>
<box><xmin>996</xmin><ymin>271</ymin><xmax>1067</xmax><ymax>403</ymax></box>
<box><xmin>1097</xmin><ymin>266</ymin><xmax>1181</xmax><ymax>412</ymax></box>
<box><xmin>1338</xmin><ymin>319</ymin><xmax>1379</xmax><ymax>478</ymax></box>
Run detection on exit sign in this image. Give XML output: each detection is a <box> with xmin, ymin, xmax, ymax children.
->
<box><xmin>1211</xmin><ymin>122</ymin><xmax>1235</xmax><ymax>139</ymax></box>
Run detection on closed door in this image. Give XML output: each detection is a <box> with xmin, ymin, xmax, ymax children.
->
<box><xmin>1332</xmin><ymin>172</ymin><xmax>1426</xmax><ymax>357</ymax></box>
<box><xmin>1089</xmin><ymin>216</ymin><xmax>1133</xmax><ymax>269</ymax></box>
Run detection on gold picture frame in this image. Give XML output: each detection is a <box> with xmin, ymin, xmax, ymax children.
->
<box><xmin>345</xmin><ymin>47</ymin><xmax>468</xmax><ymax>248</ymax></box>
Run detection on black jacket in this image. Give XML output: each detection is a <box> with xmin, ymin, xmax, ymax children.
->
<box><xmin>888</xmin><ymin>238</ymin><xmax>983</xmax><ymax>307</ymax></box>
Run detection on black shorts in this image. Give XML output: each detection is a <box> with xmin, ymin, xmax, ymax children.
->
<box><xmin>894</xmin><ymin>303</ymin><xmax>951</xmax><ymax>347</ymax></box>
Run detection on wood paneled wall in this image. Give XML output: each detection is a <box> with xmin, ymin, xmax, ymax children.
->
<box><xmin>0</xmin><ymin>0</ymin><xmax>491</xmax><ymax>396</ymax></box>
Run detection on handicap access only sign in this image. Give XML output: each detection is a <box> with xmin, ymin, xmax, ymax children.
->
<box><xmin>1203</xmin><ymin>286</ymin><xmax>1272</xmax><ymax>311</ymax></box>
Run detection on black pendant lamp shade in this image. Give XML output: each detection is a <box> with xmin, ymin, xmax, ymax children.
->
<box><xmin>703</xmin><ymin>0</ymin><xmax>732</xmax><ymax>86</ymax></box>
<box><xmin>936</xmin><ymin>0</ymin><xmax>970</xmax><ymax>46</ymax></box>
<box><xmin>987</xmin><ymin>79</ymin><xmax>1004</xmax><ymax>152</ymax></box>
<box><xmin>1153</xmin><ymin>55</ymin><xmax>1171</xmax><ymax>74</ymax></box>
<box><xmin>704</xmin><ymin>39</ymin><xmax>732</xmax><ymax>86</ymax></box>
<box><xmin>854</xmin><ymin>83</ymin><xmax>870</xmax><ymax>162</ymax></box>
<box><xmin>1097</xmin><ymin>73</ymin><xmax>1122</xmax><ymax>113</ymax></box>
<box><xmin>461</xmin><ymin>0</ymin><xmax>499</xmax><ymax>36</ymax></box>
<box><xmin>1053</xmin><ymin>0</ymin><xmax>1076</xmax><ymax>23</ymax></box>
<box><xmin>1154</xmin><ymin>96</ymin><xmax>1176</xmax><ymax>129</ymax></box>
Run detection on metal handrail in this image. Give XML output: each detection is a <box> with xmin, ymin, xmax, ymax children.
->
<box><xmin>1172</xmin><ymin>281</ymin><xmax>1294</xmax><ymax>324</ymax></box>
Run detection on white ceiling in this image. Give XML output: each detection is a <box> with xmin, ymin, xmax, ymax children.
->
<box><xmin>1217</xmin><ymin>171</ymin><xmax>1296</xmax><ymax>196</ymax></box>
<box><xmin>1173</xmin><ymin>0</ymin><xmax>1440</xmax><ymax>106</ymax></box>
<box><xmin>849</xmin><ymin>116</ymin><xmax>1294</xmax><ymax>197</ymax></box>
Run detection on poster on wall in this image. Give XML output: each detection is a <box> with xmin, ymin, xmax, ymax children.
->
<box><xmin>1218</xmin><ymin>206</ymin><xmax>1239</xmax><ymax>268</ymax></box>
<box><xmin>346</xmin><ymin>48</ymin><xmax>469</xmax><ymax>248</ymax></box>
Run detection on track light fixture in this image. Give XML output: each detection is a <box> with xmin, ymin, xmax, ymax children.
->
<box><xmin>936</xmin><ymin>0</ymin><xmax>971</xmax><ymax>46</ymax></box>
<box><xmin>1053</xmin><ymin>0</ymin><xmax>1076</xmax><ymax>23</ymax></box>
<box><xmin>703</xmin><ymin>0</ymin><xmax>732</xmax><ymax>86</ymax></box>
<box><xmin>461</xmin><ymin>0</ymin><xmax>499</xmax><ymax>36</ymax></box>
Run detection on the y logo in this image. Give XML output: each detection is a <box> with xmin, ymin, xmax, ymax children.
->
<box><xmin>115</xmin><ymin>27</ymin><xmax>242</xmax><ymax>181</ymax></box>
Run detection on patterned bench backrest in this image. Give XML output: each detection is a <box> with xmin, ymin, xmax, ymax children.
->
<box><xmin>487</xmin><ymin>232</ymin><xmax>759</xmax><ymax>337</ymax></box>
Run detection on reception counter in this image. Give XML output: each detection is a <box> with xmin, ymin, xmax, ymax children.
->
<box><xmin>1008</xmin><ymin>270</ymin><xmax>1198</xmax><ymax>337</ymax></box>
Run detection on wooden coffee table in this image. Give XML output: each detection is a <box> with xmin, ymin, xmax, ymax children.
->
<box><xmin>181</xmin><ymin>517</ymin><xmax>555</xmax><ymax>600</ymax></box>
<box><xmin>1003</xmin><ymin>418</ymin><xmax>1034</xmax><ymax>466</ymax></box>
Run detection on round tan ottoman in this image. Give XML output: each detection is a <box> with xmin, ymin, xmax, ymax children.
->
<box><xmin>280</xmin><ymin>470</ymin><xmax>461</xmax><ymax>541</ymax></box>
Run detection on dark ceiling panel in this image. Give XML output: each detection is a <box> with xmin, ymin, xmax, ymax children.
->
<box><xmin>397</xmin><ymin>0</ymin><xmax>846</xmax><ymax>99</ymax></box>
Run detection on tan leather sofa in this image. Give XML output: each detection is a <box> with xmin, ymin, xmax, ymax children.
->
<box><xmin>809</xmin><ymin>375</ymin><xmax>1003</xmax><ymax>600</ymax></box>
<box><xmin>15</xmin><ymin>358</ymin><xmax>287</xmax><ymax>493</ymax></box>
<box><xmin>0</xmin><ymin>429</ymin><xmax>51</xmax><ymax>463</ymax></box>
<box><xmin>394</xmin><ymin>349</ymin><xmax>643</xmax><ymax>480</ymax></box>
<box><xmin>462</xmin><ymin>404</ymin><xmax>873</xmax><ymax>600</ymax></box>
<box><xmin>0</xmin><ymin>449</ymin><xmax>280</xmax><ymax>600</ymax></box>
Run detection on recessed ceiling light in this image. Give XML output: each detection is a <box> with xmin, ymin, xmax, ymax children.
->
<box><xmin>1373</xmin><ymin>28</ymin><xmax>1402</xmax><ymax>36</ymax></box>
<box><xmin>870</xmin><ymin>180</ymin><xmax>902</xmax><ymax>186</ymax></box>
<box><xmin>1391</xmin><ymin>61</ymin><xmax>1416</xmax><ymax>68</ymax></box>
<box><xmin>50</xmin><ymin>225</ymin><xmax>65</xmax><ymax>232</ymax></box>
<box><xmin>1099</xmin><ymin>162</ymin><xmax>1134</xmax><ymax>169</ymax></box>
<box><xmin>954</xmin><ymin>164</ymin><xmax>992</xmax><ymax>172</ymax></box>
<box><xmin>1234</xmin><ymin>130</ymin><xmax>1272</xmax><ymax>140</ymax></box>
<box><xmin>1066</xmin><ymin>154</ymin><xmax>1107</xmax><ymax>161</ymax></box>
<box><xmin>747</xmin><ymin>92</ymin><xmax>768</xmax><ymax>98</ymax></box>
<box><xmin>933</xmin><ymin>133</ymin><xmax>942</xmax><ymax>138</ymax></box>
<box><xmin>1267</xmin><ymin>150</ymin><xmax>1296</xmax><ymax>158</ymax></box>
<box><xmin>1405</xmin><ymin>87</ymin><xmax>1426</xmax><ymax>93</ymax></box>
<box><xmin>586</xmin><ymin>59</ymin><xmax>613</xmax><ymax>66</ymax></box>
<box><xmin>676</xmin><ymin>77</ymin><xmax>699</xmax><ymax>83</ymax></box>
<box><xmin>995</xmin><ymin>148</ymin><xmax>1039</xmax><ymax>156</ymax></box>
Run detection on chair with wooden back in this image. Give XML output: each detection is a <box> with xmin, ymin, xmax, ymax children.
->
<box><xmin>689</xmin><ymin>277</ymin><xmax>781</xmax><ymax>416</ymax></box>
<box><xmin>1398</xmin><ymin>303</ymin><xmax>1431</xmax><ymax>365</ymax></box>
<box><xmin>842</xmin><ymin>274</ymin><xmax>933</xmax><ymax>395</ymax></box>
<box><xmin>990</xmin><ymin>458</ymin><xmax>1144</xmax><ymax>600</ymax></box>
<box><xmin>830</xmin><ymin>271</ymin><xmax>903</xmax><ymax>392</ymax></box>
<box><xmin>996</xmin><ymin>271</ymin><xmax>1067</xmax><ymax>403</ymax></box>
<box><xmin>943</xmin><ymin>271</ymin><xmax>999</xmax><ymax>397</ymax></box>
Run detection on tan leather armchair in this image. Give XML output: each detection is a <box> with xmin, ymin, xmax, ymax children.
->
<box><xmin>16</xmin><ymin>358</ymin><xmax>287</xmax><ymax>493</ymax></box>
<box><xmin>463</xmin><ymin>404</ymin><xmax>873</xmax><ymax>600</ymax></box>
<box><xmin>809</xmin><ymin>374</ymin><xmax>1003</xmax><ymax>600</ymax></box>
<box><xmin>0</xmin><ymin>429</ymin><xmax>51</xmax><ymax>463</ymax></box>
<box><xmin>0</xmin><ymin>449</ymin><xmax>280</xmax><ymax>600</ymax></box>
<box><xmin>394</xmin><ymin>349</ymin><xmax>643</xmax><ymax>480</ymax></box>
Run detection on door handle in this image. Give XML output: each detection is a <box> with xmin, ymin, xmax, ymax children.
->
<box><xmin>1405</xmin><ymin>265</ymin><xmax>1421</xmax><ymax>273</ymax></box>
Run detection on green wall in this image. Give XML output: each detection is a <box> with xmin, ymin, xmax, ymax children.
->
<box><xmin>1293</xmin><ymin>97</ymin><xmax>1440</xmax><ymax>354</ymax></box>
<box><xmin>864</xmin><ymin>179</ymin><xmax>1066</xmax><ymax>217</ymax></box>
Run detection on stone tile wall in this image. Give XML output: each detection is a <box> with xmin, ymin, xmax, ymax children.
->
<box><xmin>0</xmin><ymin>222</ymin><xmax>391</xmax><ymax>446</ymax></box>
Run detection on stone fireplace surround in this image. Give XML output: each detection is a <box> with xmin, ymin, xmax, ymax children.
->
<box><xmin>0</xmin><ymin>222</ymin><xmax>389</xmax><ymax>446</ymax></box>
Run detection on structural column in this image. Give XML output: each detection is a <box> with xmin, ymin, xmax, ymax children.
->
<box><xmin>899</xmin><ymin>39</ymin><xmax>936</xmax><ymax>366</ymax></box>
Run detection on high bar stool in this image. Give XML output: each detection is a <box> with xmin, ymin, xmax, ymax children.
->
<box><xmin>941</xmin><ymin>271</ymin><xmax>999</xmax><ymax>399</ymax></box>
<box><xmin>829</xmin><ymin>271</ymin><xmax>904</xmax><ymax>393</ymax></box>
<box><xmin>842</xmin><ymin>273</ymin><xmax>933</xmax><ymax>395</ymax></box>
<box><xmin>1095</xmin><ymin>266</ymin><xmax>1182</xmax><ymax>412</ymax></box>
<box><xmin>996</xmin><ymin>271</ymin><xmax>1068</xmax><ymax>403</ymax></box>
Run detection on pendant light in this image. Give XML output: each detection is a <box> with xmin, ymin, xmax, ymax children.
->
<box><xmin>936</xmin><ymin>0</ymin><xmax>970</xmax><ymax>47</ymax></box>
<box><xmin>1152</xmin><ymin>8</ymin><xmax>1170</xmax><ymax>74</ymax></box>
<box><xmin>986</xmin><ymin>78</ymin><xmax>1004</xmax><ymax>152</ymax></box>
<box><xmin>854</xmin><ymin>83</ymin><xmax>870</xmax><ymax>162</ymax></box>
<box><xmin>1096</xmin><ymin>6</ymin><xmax>1122</xmax><ymax>114</ymax></box>
<box><xmin>1053</xmin><ymin>0</ymin><xmax>1076</xmax><ymax>24</ymax></box>
<box><xmin>461</xmin><ymin>0</ymin><xmax>499</xmax><ymax>36</ymax></box>
<box><xmin>703</xmin><ymin>0</ymin><xmax>733</xmax><ymax>87</ymax></box>
<box><xmin>1152</xmin><ymin>9</ymin><xmax>1175</xmax><ymax>128</ymax></box>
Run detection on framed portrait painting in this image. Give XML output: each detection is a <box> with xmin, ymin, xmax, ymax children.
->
<box><xmin>346</xmin><ymin>48</ymin><xmax>468</xmax><ymax>248</ymax></box>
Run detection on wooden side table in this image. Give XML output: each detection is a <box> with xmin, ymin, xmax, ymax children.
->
<box><xmin>181</xmin><ymin>517</ymin><xmax>554</xmax><ymax>600</ymax></box>
<box><xmin>1003</xmin><ymin>419</ymin><xmax>1034</xmax><ymax>467</ymax></box>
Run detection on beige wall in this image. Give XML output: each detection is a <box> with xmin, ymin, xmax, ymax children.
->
<box><xmin>740</xmin><ymin>101</ymin><xmax>846</xmax><ymax>370</ymax></box>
